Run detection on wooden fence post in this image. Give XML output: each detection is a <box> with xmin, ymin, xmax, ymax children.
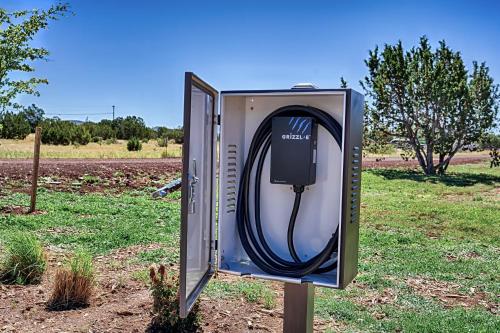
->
<box><xmin>29</xmin><ymin>127</ymin><xmax>42</xmax><ymax>213</ymax></box>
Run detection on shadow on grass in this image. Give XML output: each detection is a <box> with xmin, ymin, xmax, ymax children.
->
<box><xmin>368</xmin><ymin>169</ymin><xmax>500</xmax><ymax>187</ymax></box>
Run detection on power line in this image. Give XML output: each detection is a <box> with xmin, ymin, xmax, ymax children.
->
<box><xmin>40</xmin><ymin>106</ymin><xmax>112</xmax><ymax>110</ymax></box>
<box><xmin>45</xmin><ymin>112</ymin><xmax>113</xmax><ymax>116</ymax></box>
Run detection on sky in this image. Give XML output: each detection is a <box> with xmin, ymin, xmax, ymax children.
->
<box><xmin>3</xmin><ymin>0</ymin><xmax>500</xmax><ymax>127</ymax></box>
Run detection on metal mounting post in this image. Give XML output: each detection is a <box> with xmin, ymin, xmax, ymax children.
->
<box><xmin>283</xmin><ymin>282</ymin><xmax>315</xmax><ymax>333</ymax></box>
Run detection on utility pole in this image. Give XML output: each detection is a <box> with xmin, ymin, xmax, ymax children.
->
<box><xmin>112</xmin><ymin>105</ymin><xmax>115</xmax><ymax>120</ymax></box>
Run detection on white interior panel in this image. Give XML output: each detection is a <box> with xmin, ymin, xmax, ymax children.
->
<box><xmin>218</xmin><ymin>91</ymin><xmax>345</xmax><ymax>287</ymax></box>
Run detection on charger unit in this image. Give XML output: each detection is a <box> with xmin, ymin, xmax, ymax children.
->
<box><xmin>270</xmin><ymin>116</ymin><xmax>318</xmax><ymax>186</ymax></box>
<box><xmin>179</xmin><ymin>72</ymin><xmax>364</xmax><ymax>318</ymax></box>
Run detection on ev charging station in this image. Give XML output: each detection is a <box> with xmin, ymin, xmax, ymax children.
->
<box><xmin>179</xmin><ymin>72</ymin><xmax>363</xmax><ymax>331</ymax></box>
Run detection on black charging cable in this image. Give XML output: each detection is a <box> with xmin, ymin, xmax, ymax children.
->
<box><xmin>236</xmin><ymin>105</ymin><xmax>343</xmax><ymax>278</ymax></box>
<box><xmin>288</xmin><ymin>185</ymin><xmax>304</xmax><ymax>263</ymax></box>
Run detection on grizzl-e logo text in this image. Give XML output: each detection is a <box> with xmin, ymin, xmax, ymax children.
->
<box><xmin>282</xmin><ymin>134</ymin><xmax>311</xmax><ymax>140</ymax></box>
<box><xmin>282</xmin><ymin>117</ymin><xmax>312</xmax><ymax>140</ymax></box>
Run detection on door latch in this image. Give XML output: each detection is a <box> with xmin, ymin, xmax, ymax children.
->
<box><xmin>188</xmin><ymin>159</ymin><xmax>199</xmax><ymax>214</ymax></box>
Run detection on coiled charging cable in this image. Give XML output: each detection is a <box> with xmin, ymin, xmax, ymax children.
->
<box><xmin>236</xmin><ymin>105</ymin><xmax>343</xmax><ymax>277</ymax></box>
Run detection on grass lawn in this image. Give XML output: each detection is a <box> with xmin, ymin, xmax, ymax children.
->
<box><xmin>0</xmin><ymin>134</ymin><xmax>182</xmax><ymax>158</ymax></box>
<box><xmin>0</xmin><ymin>163</ymin><xmax>498</xmax><ymax>332</ymax></box>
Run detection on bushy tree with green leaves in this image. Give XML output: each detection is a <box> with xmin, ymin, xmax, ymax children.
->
<box><xmin>0</xmin><ymin>3</ymin><xmax>69</xmax><ymax>111</ymax></box>
<box><xmin>83</xmin><ymin>119</ymin><xmax>117</xmax><ymax>140</ymax></box>
<box><xmin>362</xmin><ymin>36</ymin><xmax>499</xmax><ymax>175</ymax></box>
<box><xmin>156</xmin><ymin>126</ymin><xmax>184</xmax><ymax>144</ymax></box>
<box><xmin>23</xmin><ymin>104</ymin><xmax>45</xmax><ymax>131</ymax></box>
<box><xmin>40</xmin><ymin>118</ymin><xmax>73</xmax><ymax>145</ymax></box>
<box><xmin>0</xmin><ymin>111</ymin><xmax>30</xmax><ymax>139</ymax></box>
<box><xmin>41</xmin><ymin>118</ymin><xmax>90</xmax><ymax>146</ymax></box>
<box><xmin>480</xmin><ymin>132</ymin><xmax>500</xmax><ymax>150</ymax></box>
<box><xmin>113</xmin><ymin>116</ymin><xmax>150</xmax><ymax>140</ymax></box>
<box><xmin>71</xmin><ymin>125</ymin><xmax>91</xmax><ymax>145</ymax></box>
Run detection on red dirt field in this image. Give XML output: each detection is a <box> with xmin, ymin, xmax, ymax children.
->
<box><xmin>0</xmin><ymin>158</ymin><xmax>182</xmax><ymax>193</ymax></box>
<box><xmin>361</xmin><ymin>154</ymin><xmax>490</xmax><ymax>169</ymax></box>
<box><xmin>0</xmin><ymin>153</ymin><xmax>490</xmax><ymax>192</ymax></box>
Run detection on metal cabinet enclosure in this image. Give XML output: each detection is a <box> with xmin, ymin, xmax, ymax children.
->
<box><xmin>179</xmin><ymin>72</ymin><xmax>363</xmax><ymax>317</ymax></box>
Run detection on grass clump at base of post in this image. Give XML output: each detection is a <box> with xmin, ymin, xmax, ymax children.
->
<box><xmin>147</xmin><ymin>264</ymin><xmax>201</xmax><ymax>333</ymax></box>
<box><xmin>47</xmin><ymin>251</ymin><xmax>94</xmax><ymax>311</ymax></box>
<box><xmin>0</xmin><ymin>232</ymin><xmax>47</xmax><ymax>285</ymax></box>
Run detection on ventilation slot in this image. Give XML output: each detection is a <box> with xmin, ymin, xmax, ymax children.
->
<box><xmin>350</xmin><ymin>146</ymin><xmax>361</xmax><ymax>223</ymax></box>
<box><xmin>226</xmin><ymin>144</ymin><xmax>238</xmax><ymax>213</ymax></box>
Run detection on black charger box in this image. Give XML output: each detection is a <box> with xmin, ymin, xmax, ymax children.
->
<box><xmin>270</xmin><ymin>116</ymin><xmax>318</xmax><ymax>186</ymax></box>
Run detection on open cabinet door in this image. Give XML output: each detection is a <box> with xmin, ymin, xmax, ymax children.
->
<box><xmin>179</xmin><ymin>72</ymin><xmax>218</xmax><ymax>318</ymax></box>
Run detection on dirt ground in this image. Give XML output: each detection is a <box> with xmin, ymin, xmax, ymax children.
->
<box><xmin>361</xmin><ymin>154</ymin><xmax>490</xmax><ymax>169</ymax></box>
<box><xmin>0</xmin><ymin>244</ymin><xmax>335</xmax><ymax>333</ymax></box>
<box><xmin>0</xmin><ymin>154</ymin><xmax>490</xmax><ymax>192</ymax></box>
<box><xmin>0</xmin><ymin>244</ymin><xmax>492</xmax><ymax>333</ymax></box>
<box><xmin>0</xmin><ymin>158</ymin><xmax>182</xmax><ymax>193</ymax></box>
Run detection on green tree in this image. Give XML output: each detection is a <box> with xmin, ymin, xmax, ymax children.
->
<box><xmin>0</xmin><ymin>111</ymin><xmax>30</xmax><ymax>139</ymax></box>
<box><xmin>71</xmin><ymin>125</ymin><xmax>91</xmax><ymax>145</ymax></box>
<box><xmin>362</xmin><ymin>36</ymin><xmax>499</xmax><ymax>175</ymax></box>
<box><xmin>83</xmin><ymin>119</ymin><xmax>117</xmax><ymax>140</ymax></box>
<box><xmin>40</xmin><ymin>118</ymin><xmax>73</xmax><ymax>145</ymax></box>
<box><xmin>113</xmin><ymin>116</ymin><xmax>149</xmax><ymax>140</ymax></box>
<box><xmin>480</xmin><ymin>132</ymin><xmax>500</xmax><ymax>149</ymax></box>
<box><xmin>0</xmin><ymin>3</ymin><xmax>69</xmax><ymax>111</ymax></box>
<box><xmin>23</xmin><ymin>104</ymin><xmax>45</xmax><ymax>132</ymax></box>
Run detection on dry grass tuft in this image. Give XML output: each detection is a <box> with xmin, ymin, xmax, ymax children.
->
<box><xmin>47</xmin><ymin>251</ymin><xmax>94</xmax><ymax>311</ymax></box>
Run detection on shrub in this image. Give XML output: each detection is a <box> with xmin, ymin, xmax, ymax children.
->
<box><xmin>71</xmin><ymin>126</ymin><xmax>91</xmax><ymax>145</ymax></box>
<box><xmin>104</xmin><ymin>137</ymin><xmax>117</xmax><ymax>145</ymax></box>
<box><xmin>169</xmin><ymin>128</ymin><xmax>184</xmax><ymax>144</ymax></box>
<box><xmin>0</xmin><ymin>233</ymin><xmax>47</xmax><ymax>285</ymax></box>
<box><xmin>83</xmin><ymin>120</ymin><xmax>117</xmax><ymax>140</ymax></box>
<box><xmin>0</xmin><ymin>111</ymin><xmax>31</xmax><ymax>139</ymax></box>
<box><xmin>365</xmin><ymin>142</ymin><xmax>396</xmax><ymax>155</ymax></box>
<box><xmin>147</xmin><ymin>264</ymin><xmax>201</xmax><ymax>333</ymax></box>
<box><xmin>157</xmin><ymin>136</ymin><xmax>169</xmax><ymax>148</ymax></box>
<box><xmin>480</xmin><ymin>133</ymin><xmax>500</xmax><ymax>150</ymax></box>
<box><xmin>127</xmin><ymin>137</ymin><xmax>142</xmax><ymax>151</ymax></box>
<box><xmin>156</xmin><ymin>127</ymin><xmax>184</xmax><ymax>144</ymax></box>
<box><xmin>47</xmin><ymin>251</ymin><xmax>94</xmax><ymax>311</ymax></box>
<box><xmin>40</xmin><ymin>119</ymin><xmax>74</xmax><ymax>145</ymax></box>
<box><xmin>40</xmin><ymin>119</ymin><xmax>92</xmax><ymax>146</ymax></box>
